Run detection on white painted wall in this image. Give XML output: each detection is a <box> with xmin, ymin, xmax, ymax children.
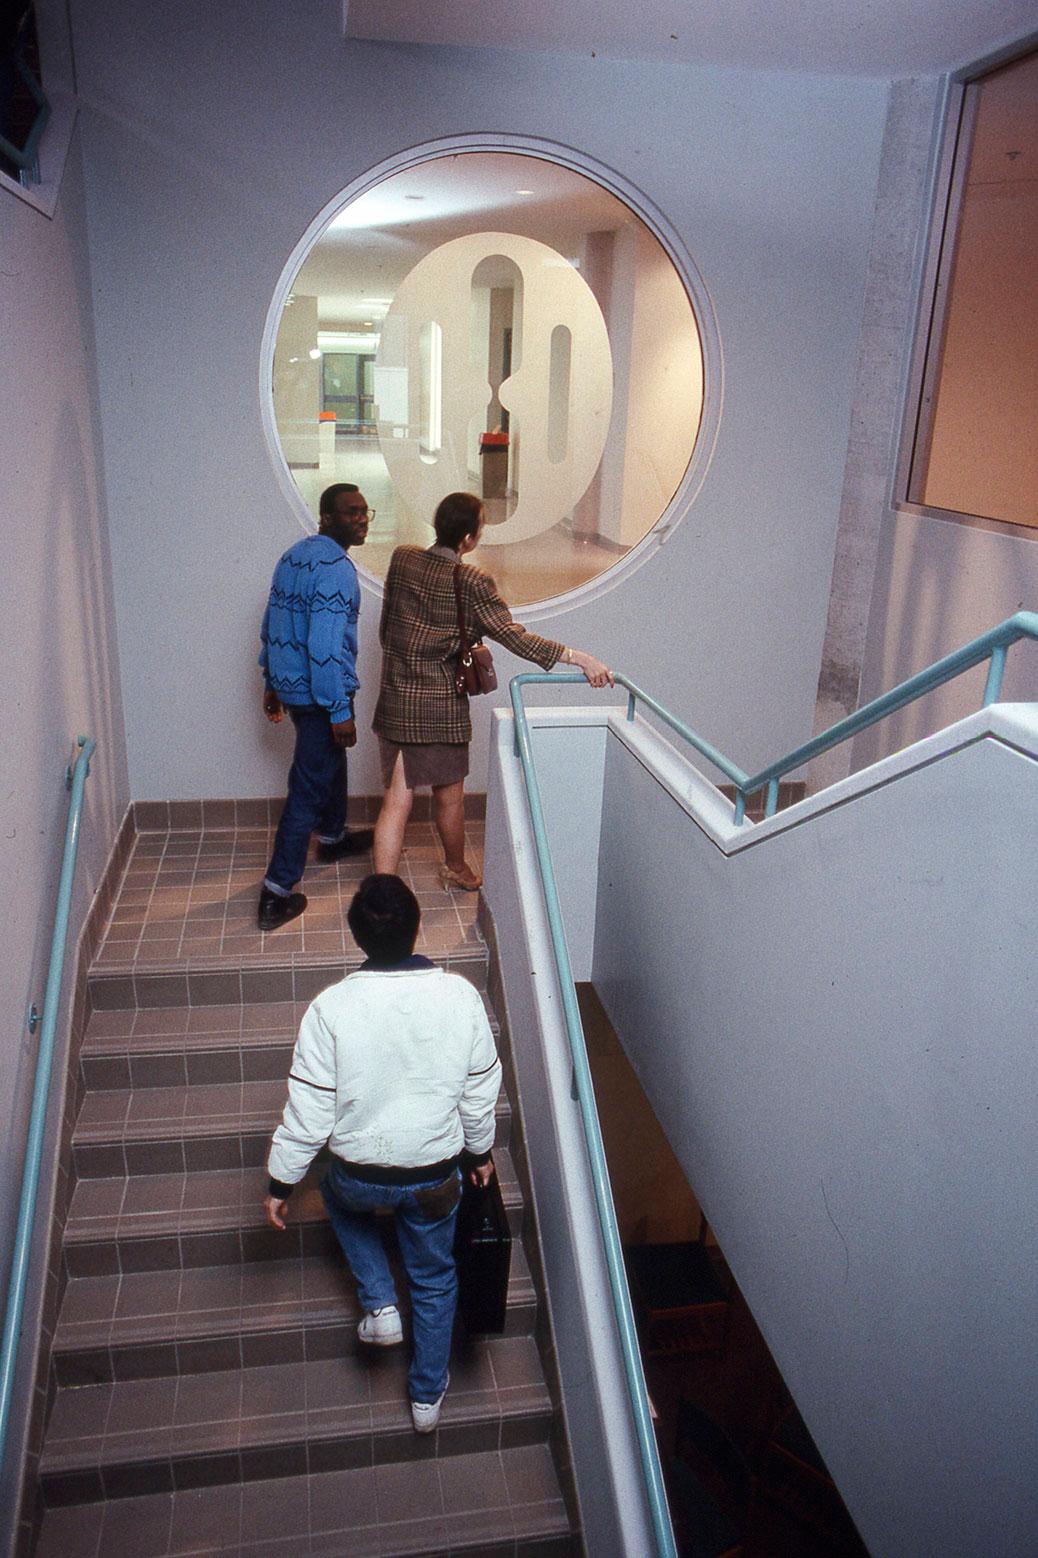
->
<box><xmin>483</xmin><ymin>714</ymin><xmax>658</xmax><ymax>1558</ymax></box>
<box><xmin>520</xmin><ymin>719</ymin><xmax>610</xmax><ymax>978</ymax></box>
<box><xmin>589</xmin><ymin>708</ymin><xmax>1038</xmax><ymax>1557</ymax></box>
<box><xmin>70</xmin><ymin>0</ymin><xmax>887</xmax><ymax>800</ymax></box>
<box><xmin>488</xmin><ymin>703</ymin><xmax>1038</xmax><ymax>1555</ymax></box>
<box><xmin>0</xmin><ymin>128</ymin><xmax>129</xmax><ymax>1519</ymax></box>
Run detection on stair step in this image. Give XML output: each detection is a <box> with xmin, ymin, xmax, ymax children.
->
<box><xmin>71</xmin><ymin>1086</ymin><xmax>513</xmax><ymax>1180</ymax></box>
<box><xmin>37</xmin><ymin>1442</ymin><xmax>574</xmax><ymax>1555</ymax></box>
<box><xmin>53</xmin><ymin>1240</ymin><xmax>538</xmax><ymax>1387</ymax></box>
<box><xmin>80</xmin><ymin>997</ymin><xmax>501</xmax><ymax>1089</ymax></box>
<box><xmin>35</xmin><ymin>820</ymin><xmax>576</xmax><ymax>1552</ymax></box>
<box><xmin>40</xmin><ymin>1340</ymin><xmax>554</xmax><ymax>1503</ymax></box>
<box><xmin>87</xmin><ymin>948</ymin><xmax>489</xmax><ymax>1014</ymax></box>
<box><xmin>63</xmin><ymin>1145</ymin><xmax>523</xmax><ymax>1278</ymax></box>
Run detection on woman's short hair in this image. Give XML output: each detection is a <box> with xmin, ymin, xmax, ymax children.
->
<box><xmin>347</xmin><ymin>874</ymin><xmax>420</xmax><ymax>964</ymax></box>
<box><xmin>434</xmin><ymin>491</ymin><xmax>484</xmax><ymax>551</ymax></box>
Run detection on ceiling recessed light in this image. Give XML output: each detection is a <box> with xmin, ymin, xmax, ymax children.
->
<box><xmin>516</xmin><ymin>188</ymin><xmax>534</xmax><ymax>196</ymax></box>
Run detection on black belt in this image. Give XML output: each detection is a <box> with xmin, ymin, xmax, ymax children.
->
<box><xmin>333</xmin><ymin>1156</ymin><xmax>458</xmax><ymax>1186</ymax></box>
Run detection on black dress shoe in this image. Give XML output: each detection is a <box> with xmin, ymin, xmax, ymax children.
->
<box><xmin>257</xmin><ymin>888</ymin><xmax>307</xmax><ymax>931</ymax></box>
<box><xmin>316</xmin><ymin>829</ymin><xmax>374</xmax><ymax>862</ymax></box>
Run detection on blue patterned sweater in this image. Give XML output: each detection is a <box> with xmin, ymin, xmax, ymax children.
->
<box><xmin>260</xmin><ymin>534</ymin><xmax>360</xmax><ymax>722</ymax></box>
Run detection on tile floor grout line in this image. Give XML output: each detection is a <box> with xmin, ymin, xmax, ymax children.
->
<box><xmin>92</xmin><ymin>823</ymin><xmax>484</xmax><ymax>978</ymax></box>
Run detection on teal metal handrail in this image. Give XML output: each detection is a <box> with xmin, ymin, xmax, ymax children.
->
<box><xmin>519</xmin><ymin>610</ymin><xmax>1037</xmax><ymax>826</ymax></box>
<box><xmin>736</xmin><ymin>610</ymin><xmax>1038</xmax><ymax>821</ymax></box>
<box><xmin>508</xmin><ymin>684</ymin><xmax>678</xmax><ymax>1558</ymax></box>
<box><xmin>0</xmin><ymin>736</ymin><xmax>95</xmax><ymax>1473</ymax></box>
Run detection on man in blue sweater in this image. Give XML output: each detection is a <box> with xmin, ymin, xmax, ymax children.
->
<box><xmin>258</xmin><ymin>483</ymin><xmax>374</xmax><ymax>931</ymax></box>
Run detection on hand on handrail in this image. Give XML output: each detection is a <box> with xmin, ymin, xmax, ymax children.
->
<box><xmin>565</xmin><ymin>648</ymin><xmax>614</xmax><ymax>688</ymax></box>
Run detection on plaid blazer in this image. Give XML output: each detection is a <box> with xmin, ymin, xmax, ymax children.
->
<box><xmin>373</xmin><ymin>546</ymin><xmax>564</xmax><ymax>745</ymax></box>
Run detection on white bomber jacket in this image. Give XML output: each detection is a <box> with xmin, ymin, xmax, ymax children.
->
<box><xmin>267</xmin><ymin>961</ymin><xmax>502</xmax><ymax>1191</ymax></box>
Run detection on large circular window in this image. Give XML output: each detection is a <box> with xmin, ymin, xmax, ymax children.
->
<box><xmin>268</xmin><ymin>148</ymin><xmax>707</xmax><ymax>607</ymax></box>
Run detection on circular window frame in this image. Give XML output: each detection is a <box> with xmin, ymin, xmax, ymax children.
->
<box><xmin>259</xmin><ymin>133</ymin><xmax>722</xmax><ymax>622</ymax></box>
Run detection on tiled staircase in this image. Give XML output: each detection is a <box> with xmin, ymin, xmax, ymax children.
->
<box><xmin>32</xmin><ymin>822</ymin><xmax>578</xmax><ymax>1556</ymax></box>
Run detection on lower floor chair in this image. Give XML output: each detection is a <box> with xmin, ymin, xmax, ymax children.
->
<box><xmin>668</xmin><ymin>1399</ymin><xmax>750</xmax><ymax>1558</ymax></box>
<box><xmin>754</xmin><ymin>1404</ymin><xmax>866</xmax><ymax>1554</ymax></box>
<box><xmin>625</xmin><ymin>1222</ymin><xmax>730</xmax><ymax>1357</ymax></box>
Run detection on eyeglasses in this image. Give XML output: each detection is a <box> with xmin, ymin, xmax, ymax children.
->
<box><xmin>342</xmin><ymin>506</ymin><xmax>375</xmax><ymax>520</ymax></box>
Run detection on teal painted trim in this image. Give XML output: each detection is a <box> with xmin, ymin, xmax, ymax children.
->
<box><xmin>0</xmin><ymin>738</ymin><xmax>95</xmax><ymax>1475</ymax></box>
<box><xmin>508</xmin><ymin>679</ymin><xmax>677</xmax><ymax>1558</ymax></box>
<box><xmin>522</xmin><ymin>672</ymin><xmax>753</xmax><ymax>790</ymax></box>
<box><xmin>983</xmin><ymin>645</ymin><xmax>1007</xmax><ymax>707</ymax></box>
<box><xmin>739</xmin><ymin>610</ymin><xmax>1038</xmax><ymax>804</ymax></box>
<box><xmin>522</xmin><ymin>611</ymin><xmax>1036</xmax><ymax>820</ymax></box>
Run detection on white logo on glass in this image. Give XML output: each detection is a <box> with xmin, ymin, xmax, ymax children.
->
<box><xmin>374</xmin><ymin>232</ymin><xmax>613</xmax><ymax>545</ymax></box>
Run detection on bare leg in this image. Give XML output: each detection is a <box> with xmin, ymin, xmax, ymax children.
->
<box><xmin>432</xmin><ymin>779</ymin><xmax>467</xmax><ymax>871</ymax></box>
<box><xmin>373</xmin><ymin>754</ymin><xmax>414</xmax><ymax>875</ymax></box>
<box><xmin>432</xmin><ymin>780</ymin><xmax>480</xmax><ymax>889</ymax></box>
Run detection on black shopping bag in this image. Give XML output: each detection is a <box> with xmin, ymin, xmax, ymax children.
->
<box><xmin>453</xmin><ymin>1173</ymin><xmax>512</xmax><ymax>1334</ymax></box>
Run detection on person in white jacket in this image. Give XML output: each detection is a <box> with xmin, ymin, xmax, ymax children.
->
<box><xmin>264</xmin><ymin>873</ymin><xmax>501</xmax><ymax>1432</ymax></box>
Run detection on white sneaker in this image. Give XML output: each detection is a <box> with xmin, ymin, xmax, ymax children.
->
<box><xmin>357</xmin><ymin>1305</ymin><xmax>403</xmax><ymax>1346</ymax></box>
<box><xmin>411</xmin><ymin>1378</ymin><xmax>448</xmax><ymax>1434</ymax></box>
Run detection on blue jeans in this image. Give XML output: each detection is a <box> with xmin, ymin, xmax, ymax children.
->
<box><xmin>264</xmin><ymin>704</ymin><xmax>347</xmax><ymax>894</ymax></box>
<box><xmin>320</xmin><ymin>1159</ymin><xmax>460</xmax><ymax>1404</ymax></box>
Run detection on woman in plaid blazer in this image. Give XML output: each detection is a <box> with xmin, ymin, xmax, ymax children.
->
<box><xmin>373</xmin><ymin>492</ymin><xmax>612</xmax><ymax>890</ymax></box>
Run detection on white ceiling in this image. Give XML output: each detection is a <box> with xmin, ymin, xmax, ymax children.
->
<box><xmin>295</xmin><ymin>151</ymin><xmax>639</xmax><ymax>331</ymax></box>
<box><xmin>343</xmin><ymin>0</ymin><xmax>1037</xmax><ymax>78</ymax></box>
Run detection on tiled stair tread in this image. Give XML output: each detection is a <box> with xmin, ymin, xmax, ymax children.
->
<box><xmin>73</xmin><ymin>1081</ymin><xmax>512</xmax><ymax>1148</ymax></box>
<box><xmin>42</xmin><ymin>1339</ymin><xmax>551</xmax><ymax>1474</ymax></box>
<box><xmin>37</xmin><ymin>1445</ymin><xmax>573</xmax><ymax>1557</ymax></box>
<box><xmin>74</xmin><ymin>1078</ymin><xmax>289</xmax><ymax>1140</ymax></box>
<box><xmin>54</xmin><ymin>1246</ymin><xmax>535</xmax><ymax>1357</ymax></box>
<box><xmin>82</xmin><ymin>998</ymin><xmax>500</xmax><ymax>1057</ymax></box>
<box><xmin>81</xmin><ymin>1003</ymin><xmax>312</xmax><ymax>1055</ymax></box>
<box><xmin>89</xmin><ymin>938</ymin><xmax>489</xmax><ymax>979</ymax></box>
<box><xmin>65</xmin><ymin>1148</ymin><xmax>521</xmax><ymax>1246</ymax></box>
<box><xmin>38</xmin><ymin>820</ymin><xmax>576</xmax><ymax>1554</ymax></box>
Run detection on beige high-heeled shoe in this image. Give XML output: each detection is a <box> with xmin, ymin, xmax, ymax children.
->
<box><xmin>439</xmin><ymin>862</ymin><xmax>482</xmax><ymax>892</ymax></box>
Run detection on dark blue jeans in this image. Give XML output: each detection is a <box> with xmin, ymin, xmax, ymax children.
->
<box><xmin>320</xmin><ymin>1159</ymin><xmax>460</xmax><ymax>1403</ymax></box>
<box><xmin>263</xmin><ymin>704</ymin><xmax>347</xmax><ymax>895</ymax></box>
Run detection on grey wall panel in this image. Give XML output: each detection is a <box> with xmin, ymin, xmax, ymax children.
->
<box><xmin>591</xmin><ymin>726</ymin><xmax>1038</xmax><ymax>1556</ymax></box>
<box><xmin>0</xmin><ymin>129</ymin><xmax>131</xmax><ymax>1538</ymax></box>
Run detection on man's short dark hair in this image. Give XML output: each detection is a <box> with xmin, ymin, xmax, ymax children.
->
<box><xmin>434</xmin><ymin>491</ymin><xmax>484</xmax><ymax>551</ymax></box>
<box><xmin>319</xmin><ymin>482</ymin><xmax>359</xmax><ymax>516</ymax></box>
<box><xmin>347</xmin><ymin>874</ymin><xmax>420</xmax><ymax>964</ymax></box>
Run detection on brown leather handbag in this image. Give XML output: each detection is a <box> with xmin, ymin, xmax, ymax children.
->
<box><xmin>453</xmin><ymin>564</ymin><xmax>497</xmax><ymax>696</ymax></box>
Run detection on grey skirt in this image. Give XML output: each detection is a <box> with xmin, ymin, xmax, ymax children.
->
<box><xmin>378</xmin><ymin>736</ymin><xmax>470</xmax><ymax>790</ymax></box>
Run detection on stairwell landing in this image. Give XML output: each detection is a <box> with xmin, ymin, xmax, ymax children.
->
<box><xmin>30</xmin><ymin>812</ymin><xmax>579</xmax><ymax>1557</ymax></box>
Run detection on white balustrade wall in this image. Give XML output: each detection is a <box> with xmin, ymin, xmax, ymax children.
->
<box><xmin>484</xmin><ymin>701</ymin><xmax>1038</xmax><ymax>1558</ymax></box>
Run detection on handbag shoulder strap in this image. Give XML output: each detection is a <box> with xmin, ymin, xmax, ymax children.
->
<box><xmin>453</xmin><ymin>563</ymin><xmax>471</xmax><ymax>654</ymax></box>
